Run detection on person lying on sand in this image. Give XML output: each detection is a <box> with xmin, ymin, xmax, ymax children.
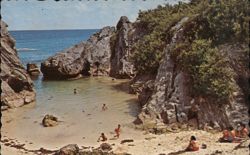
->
<box><xmin>185</xmin><ymin>136</ymin><xmax>199</xmax><ymax>151</ymax></box>
<box><xmin>102</xmin><ymin>104</ymin><xmax>108</xmax><ymax>111</ymax></box>
<box><xmin>236</xmin><ymin>123</ymin><xmax>249</xmax><ymax>138</ymax></box>
<box><xmin>219</xmin><ymin>127</ymin><xmax>235</xmax><ymax>143</ymax></box>
<box><xmin>114</xmin><ymin>124</ymin><xmax>121</xmax><ymax>138</ymax></box>
<box><xmin>97</xmin><ymin>133</ymin><xmax>107</xmax><ymax>142</ymax></box>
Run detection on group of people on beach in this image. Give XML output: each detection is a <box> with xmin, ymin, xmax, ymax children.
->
<box><xmin>74</xmin><ymin>88</ymin><xmax>120</xmax><ymax>142</ymax></box>
<box><xmin>185</xmin><ymin>122</ymin><xmax>249</xmax><ymax>152</ymax></box>
<box><xmin>98</xmin><ymin>103</ymin><xmax>121</xmax><ymax>142</ymax></box>
<box><xmin>73</xmin><ymin>88</ymin><xmax>248</xmax><ymax>152</ymax></box>
<box><xmin>219</xmin><ymin>122</ymin><xmax>248</xmax><ymax>143</ymax></box>
<box><xmin>97</xmin><ymin>124</ymin><xmax>121</xmax><ymax>142</ymax></box>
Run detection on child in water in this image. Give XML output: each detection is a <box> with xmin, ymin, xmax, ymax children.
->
<box><xmin>102</xmin><ymin>104</ymin><xmax>108</xmax><ymax>111</ymax></box>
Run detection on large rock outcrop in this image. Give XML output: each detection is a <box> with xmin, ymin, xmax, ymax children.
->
<box><xmin>135</xmin><ymin>17</ymin><xmax>249</xmax><ymax>130</ymax></box>
<box><xmin>110</xmin><ymin>16</ymin><xmax>134</xmax><ymax>78</ymax></box>
<box><xmin>1</xmin><ymin>21</ymin><xmax>35</xmax><ymax>109</ymax></box>
<box><xmin>41</xmin><ymin>16</ymin><xmax>138</xmax><ymax>80</ymax></box>
<box><xmin>41</xmin><ymin>26</ymin><xmax>115</xmax><ymax>79</ymax></box>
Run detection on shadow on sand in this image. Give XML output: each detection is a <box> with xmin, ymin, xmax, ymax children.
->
<box><xmin>167</xmin><ymin>150</ymin><xmax>187</xmax><ymax>155</ymax></box>
<box><xmin>123</xmin><ymin>98</ymin><xmax>141</xmax><ymax>117</ymax></box>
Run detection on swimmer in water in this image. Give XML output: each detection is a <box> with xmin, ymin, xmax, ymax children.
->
<box><xmin>102</xmin><ymin>104</ymin><xmax>108</xmax><ymax>111</ymax></box>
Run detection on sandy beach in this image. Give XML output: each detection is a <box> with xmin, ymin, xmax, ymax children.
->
<box><xmin>1</xmin><ymin>78</ymin><xmax>249</xmax><ymax>155</ymax></box>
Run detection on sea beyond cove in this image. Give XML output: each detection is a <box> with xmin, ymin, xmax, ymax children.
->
<box><xmin>2</xmin><ymin>29</ymin><xmax>249</xmax><ymax>155</ymax></box>
<box><xmin>2</xmin><ymin>29</ymin><xmax>141</xmax><ymax>153</ymax></box>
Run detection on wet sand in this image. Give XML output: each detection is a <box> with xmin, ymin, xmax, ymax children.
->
<box><xmin>1</xmin><ymin>77</ymin><xmax>141</xmax><ymax>153</ymax></box>
<box><xmin>1</xmin><ymin>77</ymin><xmax>249</xmax><ymax>155</ymax></box>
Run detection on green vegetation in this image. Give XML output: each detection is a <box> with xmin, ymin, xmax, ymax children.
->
<box><xmin>131</xmin><ymin>0</ymin><xmax>248</xmax><ymax>102</ymax></box>
<box><xmin>172</xmin><ymin>40</ymin><xmax>234</xmax><ymax>101</ymax></box>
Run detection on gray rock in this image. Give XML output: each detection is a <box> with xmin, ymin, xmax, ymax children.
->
<box><xmin>100</xmin><ymin>143</ymin><xmax>112</xmax><ymax>151</ymax></box>
<box><xmin>27</xmin><ymin>63</ymin><xmax>40</xmax><ymax>76</ymax></box>
<box><xmin>134</xmin><ymin>17</ymin><xmax>249</xmax><ymax>130</ymax></box>
<box><xmin>41</xmin><ymin>26</ymin><xmax>115</xmax><ymax>79</ymax></box>
<box><xmin>110</xmin><ymin>16</ymin><xmax>134</xmax><ymax>78</ymax></box>
<box><xmin>1</xmin><ymin>21</ymin><xmax>35</xmax><ymax>109</ymax></box>
<box><xmin>55</xmin><ymin>144</ymin><xmax>79</xmax><ymax>155</ymax></box>
<box><xmin>42</xmin><ymin>114</ymin><xmax>59</xmax><ymax>127</ymax></box>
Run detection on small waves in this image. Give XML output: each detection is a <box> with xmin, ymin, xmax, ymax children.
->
<box><xmin>17</xmin><ymin>48</ymin><xmax>37</xmax><ymax>51</ymax></box>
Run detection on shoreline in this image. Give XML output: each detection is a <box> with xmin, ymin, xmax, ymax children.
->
<box><xmin>1</xmin><ymin>125</ymin><xmax>249</xmax><ymax>155</ymax></box>
<box><xmin>1</xmin><ymin>77</ymin><xmax>249</xmax><ymax>155</ymax></box>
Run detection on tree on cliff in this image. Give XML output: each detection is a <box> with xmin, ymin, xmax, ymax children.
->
<box><xmin>131</xmin><ymin>0</ymin><xmax>248</xmax><ymax>103</ymax></box>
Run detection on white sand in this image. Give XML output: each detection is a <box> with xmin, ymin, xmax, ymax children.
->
<box><xmin>1</xmin><ymin>77</ymin><xmax>249</xmax><ymax>155</ymax></box>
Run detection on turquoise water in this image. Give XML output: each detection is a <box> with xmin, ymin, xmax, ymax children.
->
<box><xmin>9</xmin><ymin>29</ymin><xmax>138</xmax><ymax>116</ymax></box>
<box><xmin>10</xmin><ymin>29</ymin><xmax>99</xmax><ymax>93</ymax></box>
<box><xmin>3</xmin><ymin>30</ymin><xmax>140</xmax><ymax>152</ymax></box>
<box><xmin>10</xmin><ymin>29</ymin><xmax>98</xmax><ymax>65</ymax></box>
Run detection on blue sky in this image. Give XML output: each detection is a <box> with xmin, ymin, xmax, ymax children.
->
<box><xmin>2</xmin><ymin>0</ymin><xmax>187</xmax><ymax>30</ymax></box>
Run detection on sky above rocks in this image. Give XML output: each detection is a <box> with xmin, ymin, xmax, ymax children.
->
<box><xmin>2</xmin><ymin>0</ymin><xmax>188</xmax><ymax>30</ymax></box>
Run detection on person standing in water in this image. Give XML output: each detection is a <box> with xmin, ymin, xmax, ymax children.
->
<box><xmin>74</xmin><ymin>88</ymin><xmax>77</xmax><ymax>94</ymax></box>
<box><xmin>102</xmin><ymin>104</ymin><xmax>108</xmax><ymax>111</ymax></box>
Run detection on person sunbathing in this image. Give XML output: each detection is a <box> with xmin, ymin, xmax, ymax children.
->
<box><xmin>186</xmin><ymin>136</ymin><xmax>199</xmax><ymax>151</ymax></box>
<box><xmin>114</xmin><ymin>124</ymin><xmax>121</xmax><ymax>138</ymax></box>
<box><xmin>219</xmin><ymin>127</ymin><xmax>235</xmax><ymax>143</ymax></box>
<box><xmin>237</xmin><ymin>123</ymin><xmax>249</xmax><ymax>138</ymax></box>
<box><xmin>97</xmin><ymin>133</ymin><xmax>107</xmax><ymax>142</ymax></box>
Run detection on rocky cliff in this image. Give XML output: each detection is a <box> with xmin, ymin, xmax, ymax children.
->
<box><xmin>40</xmin><ymin>11</ymin><xmax>248</xmax><ymax>131</ymax></box>
<box><xmin>1</xmin><ymin>21</ymin><xmax>35</xmax><ymax>110</ymax></box>
<box><xmin>41</xmin><ymin>26</ymin><xmax>115</xmax><ymax>79</ymax></box>
<box><xmin>133</xmin><ymin>17</ymin><xmax>249</xmax><ymax>130</ymax></box>
<box><xmin>41</xmin><ymin>16</ymin><xmax>136</xmax><ymax>79</ymax></box>
<box><xmin>110</xmin><ymin>16</ymin><xmax>134</xmax><ymax>78</ymax></box>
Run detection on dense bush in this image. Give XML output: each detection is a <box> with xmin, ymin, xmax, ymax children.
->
<box><xmin>172</xmin><ymin>40</ymin><xmax>234</xmax><ymax>101</ymax></box>
<box><xmin>130</xmin><ymin>0</ymin><xmax>248</xmax><ymax>102</ymax></box>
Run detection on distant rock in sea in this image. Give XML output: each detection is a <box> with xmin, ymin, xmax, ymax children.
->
<box><xmin>1</xmin><ymin>21</ymin><xmax>36</xmax><ymax>109</ymax></box>
<box><xmin>41</xmin><ymin>26</ymin><xmax>115</xmax><ymax>79</ymax></box>
<box><xmin>41</xmin><ymin>16</ymin><xmax>138</xmax><ymax>79</ymax></box>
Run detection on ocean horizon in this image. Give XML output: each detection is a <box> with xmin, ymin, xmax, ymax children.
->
<box><xmin>10</xmin><ymin>29</ymin><xmax>99</xmax><ymax>65</ymax></box>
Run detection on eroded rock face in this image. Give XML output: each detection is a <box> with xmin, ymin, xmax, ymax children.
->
<box><xmin>110</xmin><ymin>16</ymin><xmax>134</xmax><ymax>78</ymax></box>
<box><xmin>27</xmin><ymin>63</ymin><xmax>40</xmax><ymax>76</ymax></box>
<box><xmin>135</xmin><ymin>17</ymin><xmax>249</xmax><ymax>130</ymax></box>
<box><xmin>1</xmin><ymin>21</ymin><xmax>36</xmax><ymax>109</ymax></box>
<box><xmin>55</xmin><ymin>144</ymin><xmax>79</xmax><ymax>155</ymax></box>
<box><xmin>55</xmin><ymin>143</ymin><xmax>118</xmax><ymax>155</ymax></box>
<box><xmin>42</xmin><ymin>114</ymin><xmax>59</xmax><ymax>127</ymax></box>
<box><xmin>41</xmin><ymin>26</ymin><xmax>115</xmax><ymax>79</ymax></box>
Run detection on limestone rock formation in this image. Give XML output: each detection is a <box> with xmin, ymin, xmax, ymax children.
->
<box><xmin>42</xmin><ymin>114</ymin><xmax>59</xmax><ymax>127</ymax></box>
<box><xmin>110</xmin><ymin>16</ymin><xmax>134</xmax><ymax>78</ymax></box>
<box><xmin>27</xmin><ymin>63</ymin><xmax>40</xmax><ymax>76</ymax></box>
<box><xmin>1</xmin><ymin>21</ymin><xmax>35</xmax><ymax>109</ymax></box>
<box><xmin>41</xmin><ymin>26</ymin><xmax>115</xmax><ymax>79</ymax></box>
<box><xmin>55</xmin><ymin>143</ymin><xmax>119</xmax><ymax>155</ymax></box>
<box><xmin>55</xmin><ymin>144</ymin><xmax>79</xmax><ymax>155</ymax></box>
<box><xmin>134</xmin><ymin>17</ymin><xmax>249</xmax><ymax>130</ymax></box>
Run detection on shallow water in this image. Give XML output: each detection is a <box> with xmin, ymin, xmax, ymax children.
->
<box><xmin>2</xmin><ymin>76</ymin><xmax>140</xmax><ymax>150</ymax></box>
<box><xmin>3</xmin><ymin>29</ymin><xmax>141</xmax><ymax>151</ymax></box>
